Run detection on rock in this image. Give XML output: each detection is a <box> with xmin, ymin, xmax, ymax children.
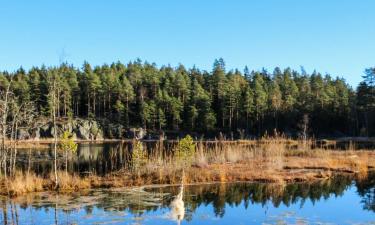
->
<box><xmin>74</xmin><ymin>119</ymin><xmax>104</xmax><ymax>140</ymax></box>
<box><xmin>94</xmin><ymin>130</ymin><xmax>104</xmax><ymax>140</ymax></box>
<box><xmin>32</xmin><ymin>127</ymin><xmax>41</xmax><ymax>140</ymax></box>
<box><xmin>17</xmin><ymin>129</ymin><xmax>30</xmax><ymax>140</ymax></box>
<box><xmin>90</xmin><ymin>120</ymin><xmax>104</xmax><ymax>140</ymax></box>
<box><xmin>90</xmin><ymin>121</ymin><xmax>99</xmax><ymax>135</ymax></box>
<box><xmin>39</xmin><ymin>123</ymin><xmax>52</xmax><ymax>138</ymax></box>
<box><xmin>62</xmin><ymin>122</ymin><xmax>74</xmax><ymax>133</ymax></box>
<box><xmin>110</xmin><ymin>124</ymin><xmax>124</xmax><ymax>139</ymax></box>
<box><xmin>50</xmin><ymin>126</ymin><xmax>60</xmax><ymax>138</ymax></box>
<box><xmin>127</xmin><ymin>128</ymin><xmax>147</xmax><ymax>139</ymax></box>
<box><xmin>15</xmin><ymin>118</ymin><xmax>106</xmax><ymax>141</ymax></box>
<box><xmin>77</xmin><ymin>123</ymin><xmax>91</xmax><ymax>140</ymax></box>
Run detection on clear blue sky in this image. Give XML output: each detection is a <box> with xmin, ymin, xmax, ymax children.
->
<box><xmin>0</xmin><ymin>0</ymin><xmax>374</xmax><ymax>87</ymax></box>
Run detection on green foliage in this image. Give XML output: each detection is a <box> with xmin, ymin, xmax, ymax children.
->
<box><xmin>174</xmin><ymin>135</ymin><xmax>196</xmax><ymax>167</ymax></box>
<box><xmin>59</xmin><ymin>131</ymin><xmax>78</xmax><ymax>154</ymax></box>
<box><xmin>1</xmin><ymin>59</ymin><xmax>374</xmax><ymax>136</ymax></box>
<box><xmin>131</xmin><ymin>140</ymin><xmax>147</xmax><ymax>172</ymax></box>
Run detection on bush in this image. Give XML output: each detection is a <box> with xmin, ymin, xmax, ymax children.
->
<box><xmin>131</xmin><ymin>140</ymin><xmax>147</xmax><ymax>172</ymax></box>
<box><xmin>174</xmin><ymin>135</ymin><xmax>196</xmax><ymax>167</ymax></box>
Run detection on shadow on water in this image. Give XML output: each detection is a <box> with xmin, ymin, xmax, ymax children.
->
<box><xmin>0</xmin><ymin>174</ymin><xmax>374</xmax><ymax>224</ymax></box>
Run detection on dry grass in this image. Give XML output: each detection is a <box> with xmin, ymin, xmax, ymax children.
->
<box><xmin>1</xmin><ymin>137</ymin><xmax>375</xmax><ymax>197</ymax></box>
<box><xmin>2</xmin><ymin>172</ymin><xmax>44</xmax><ymax>196</ymax></box>
<box><xmin>53</xmin><ymin>171</ymin><xmax>91</xmax><ymax>191</ymax></box>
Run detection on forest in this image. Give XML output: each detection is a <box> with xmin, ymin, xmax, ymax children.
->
<box><xmin>0</xmin><ymin>58</ymin><xmax>374</xmax><ymax>138</ymax></box>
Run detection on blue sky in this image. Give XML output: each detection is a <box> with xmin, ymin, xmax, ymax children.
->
<box><xmin>0</xmin><ymin>0</ymin><xmax>374</xmax><ymax>87</ymax></box>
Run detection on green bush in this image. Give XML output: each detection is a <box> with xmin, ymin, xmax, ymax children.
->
<box><xmin>174</xmin><ymin>135</ymin><xmax>196</xmax><ymax>167</ymax></box>
<box><xmin>131</xmin><ymin>140</ymin><xmax>147</xmax><ymax>172</ymax></box>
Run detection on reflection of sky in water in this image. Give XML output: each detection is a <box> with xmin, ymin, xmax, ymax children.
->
<box><xmin>1</xmin><ymin>182</ymin><xmax>374</xmax><ymax>225</ymax></box>
<box><xmin>221</xmin><ymin>185</ymin><xmax>374</xmax><ymax>225</ymax></box>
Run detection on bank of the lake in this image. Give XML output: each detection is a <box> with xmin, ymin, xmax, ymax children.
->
<box><xmin>1</xmin><ymin>139</ymin><xmax>375</xmax><ymax>196</ymax></box>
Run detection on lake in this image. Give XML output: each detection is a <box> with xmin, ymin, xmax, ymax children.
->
<box><xmin>1</xmin><ymin>174</ymin><xmax>374</xmax><ymax>224</ymax></box>
<box><xmin>15</xmin><ymin>141</ymin><xmax>375</xmax><ymax>177</ymax></box>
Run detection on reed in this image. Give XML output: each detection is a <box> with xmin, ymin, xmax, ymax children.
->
<box><xmin>1</xmin><ymin>137</ymin><xmax>375</xmax><ymax>196</ymax></box>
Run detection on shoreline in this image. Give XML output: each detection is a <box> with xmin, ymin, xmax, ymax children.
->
<box><xmin>1</xmin><ymin>150</ymin><xmax>374</xmax><ymax>197</ymax></box>
<box><xmin>6</xmin><ymin>137</ymin><xmax>375</xmax><ymax>150</ymax></box>
<box><xmin>1</xmin><ymin>137</ymin><xmax>375</xmax><ymax>197</ymax></box>
<box><xmin>0</xmin><ymin>173</ymin><xmax>365</xmax><ymax>200</ymax></box>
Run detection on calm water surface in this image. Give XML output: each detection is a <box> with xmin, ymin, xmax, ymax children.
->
<box><xmin>16</xmin><ymin>142</ymin><xmax>171</xmax><ymax>175</ymax></box>
<box><xmin>1</xmin><ymin>175</ymin><xmax>374</xmax><ymax>225</ymax></box>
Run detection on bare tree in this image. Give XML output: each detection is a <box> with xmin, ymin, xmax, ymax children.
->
<box><xmin>48</xmin><ymin>69</ymin><xmax>59</xmax><ymax>188</ymax></box>
<box><xmin>298</xmin><ymin>113</ymin><xmax>309</xmax><ymax>146</ymax></box>
<box><xmin>0</xmin><ymin>79</ymin><xmax>12</xmax><ymax>178</ymax></box>
<box><xmin>9</xmin><ymin>100</ymin><xmax>36</xmax><ymax>176</ymax></box>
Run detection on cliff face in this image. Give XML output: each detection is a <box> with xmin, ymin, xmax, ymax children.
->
<box><xmin>17</xmin><ymin>118</ymin><xmax>146</xmax><ymax>140</ymax></box>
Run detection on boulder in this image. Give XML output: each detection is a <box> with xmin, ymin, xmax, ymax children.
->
<box><xmin>127</xmin><ymin>128</ymin><xmax>147</xmax><ymax>139</ymax></box>
<box><xmin>32</xmin><ymin>127</ymin><xmax>41</xmax><ymax>140</ymax></box>
<box><xmin>94</xmin><ymin>130</ymin><xmax>104</xmax><ymax>140</ymax></box>
<box><xmin>77</xmin><ymin>123</ymin><xmax>91</xmax><ymax>140</ymax></box>
<box><xmin>39</xmin><ymin>123</ymin><xmax>52</xmax><ymax>138</ymax></box>
<box><xmin>17</xmin><ymin>128</ymin><xmax>30</xmax><ymax>140</ymax></box>
<box><xmin>108</xmin><ymin>124</ymin><xmax>124</xmax><ymax>139</ymax></box>
<box><xmin>16</xmin><ymin>118</ymin><xmax>106</xmax><ymax>140</ymax></box>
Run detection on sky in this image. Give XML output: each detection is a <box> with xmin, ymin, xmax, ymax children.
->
<box><xmin>0</xmin><ymin>0</ymin><xmax>374</xmax><ymax>87</ymax></box>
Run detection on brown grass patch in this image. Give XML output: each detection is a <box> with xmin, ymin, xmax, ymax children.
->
<box><xmin>1</xmin><ymin>137</ymin><xmax>375</xmax><ymax>197</ymax></box>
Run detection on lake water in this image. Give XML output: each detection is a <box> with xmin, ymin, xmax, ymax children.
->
<box><xmin>16</xmin><ymin>142</ymin><xmax>174</xmax><ymax>175</ymax></box>
<box><xmin>1</xmin><ymin>175</ymin><xmax>374</xmax><ymax>224</ymax></box>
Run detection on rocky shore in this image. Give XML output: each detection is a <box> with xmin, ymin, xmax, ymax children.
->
<box><xmin>16</xmin><ymin>118</ymin><xmax>147</xmax><ymax>141</ymax></box>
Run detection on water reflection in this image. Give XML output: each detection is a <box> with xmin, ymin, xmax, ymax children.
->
<box><xmin>169</xmin><ymin>184</ymin><xmax>185</xmax><ymax>224</ymax></box>
<box><xmin>15</xmin><ymin>142</ymin><xmax>176</xmax><ymax>176</ymax></box>
<box><xmin>1</xmin><ymin>175</ymin><xmax>374</xmax><ymax>224</ymax></box>
<box><xmin>16</xmin><ymin>142</ymin><xmax>130</xmax><ymax>175</ymax></box>
<box><xmin>357</xmin><ymin>172</ymin><xmax>375</xmax><ymax>212</ymax></box>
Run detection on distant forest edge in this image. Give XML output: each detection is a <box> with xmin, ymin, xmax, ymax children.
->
<box><xmin>0</xmin><ymin>58</ymin><xmax>374</xmax><ymax>138</ymax></box>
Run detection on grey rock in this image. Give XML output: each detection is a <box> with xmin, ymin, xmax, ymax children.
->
<box><xmin>77</xmin><ymin>123</ymin><xmax>91</xmax><ymax>140</ymax></box>
<box><xmin>17</xmin><ymin>129</ymin><xmax>30</xmax><ymax>140</ymax></box>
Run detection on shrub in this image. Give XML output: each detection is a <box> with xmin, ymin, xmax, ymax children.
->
<box><xmin>59</xmin><ymin>131</ymin><xmax>78</xmax><ymax>174</ymax></box>
<box><xmin>131</xmin><ymin>140</ymin><xmax>147</xmax><ymax>172</ymax></box>
<box><xmin>174</xmin><ymin>135</ymin><xmax>196</xmax><ymax>168</ymax></box>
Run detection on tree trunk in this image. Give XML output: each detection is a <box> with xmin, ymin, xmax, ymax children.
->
<box><xmin>53</xmin><ymin>80</ymin><xmax>59</xmax><ymax>188</ymax></box>
<box><xmin>65</xmin><ymin>150</ymin><xmax>68</xmax><ymax>176</ymax></box>
<box><xmin>87</xmin><ymin>93</ymin><xmax>90</xmax><ymax>116</ymax></box>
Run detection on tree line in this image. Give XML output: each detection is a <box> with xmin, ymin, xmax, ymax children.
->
<box><xmin>0</xmin><ymin>58</ymin><xmax>374</xmax><ymax>138</ymax></box>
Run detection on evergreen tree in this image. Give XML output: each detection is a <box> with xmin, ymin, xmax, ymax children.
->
<box><xmin>0</xmin><ymin>59</ymin><xmax>371</xmax><ymax>137</ymax></box>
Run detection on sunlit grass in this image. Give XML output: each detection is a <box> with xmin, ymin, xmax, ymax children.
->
<box><xmin>1</xmin><ymin>137</ymin><xmax>374</xmax><ymax>196</ymax></box>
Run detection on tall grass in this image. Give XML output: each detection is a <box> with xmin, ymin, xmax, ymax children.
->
<box><xmin>1</xmin><ymin>137</ymin><xmax>374</xmax><ymax>196</ymax></box>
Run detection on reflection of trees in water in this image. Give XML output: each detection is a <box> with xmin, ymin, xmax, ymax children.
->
<box><xmin>356</xmin><ymin>172</ymin><xmax>375</xmax><ymax>212</ymax></box>
<box><xmin>76</xmin><ymin>143</ymin><xmax>130</xmax><ymax>175</ymax></box>
<box><xmin>179</xmin><ymin>176</ymin><xmax>353</xmax><ymax>219</ymax></box>
<box><xmin>15</xmin><ymin>143</ymin><xmax>133</xmax><ymax>175</ymax></box>
<box><xmin>15</xmin><ymin>142</ymin><xmax>176</xmax><ymax>176</ymax></box>
<box><xmin>1</xmin><ymin>176</ymin><xmax>373</xmax><ymax>224</ymax></box>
